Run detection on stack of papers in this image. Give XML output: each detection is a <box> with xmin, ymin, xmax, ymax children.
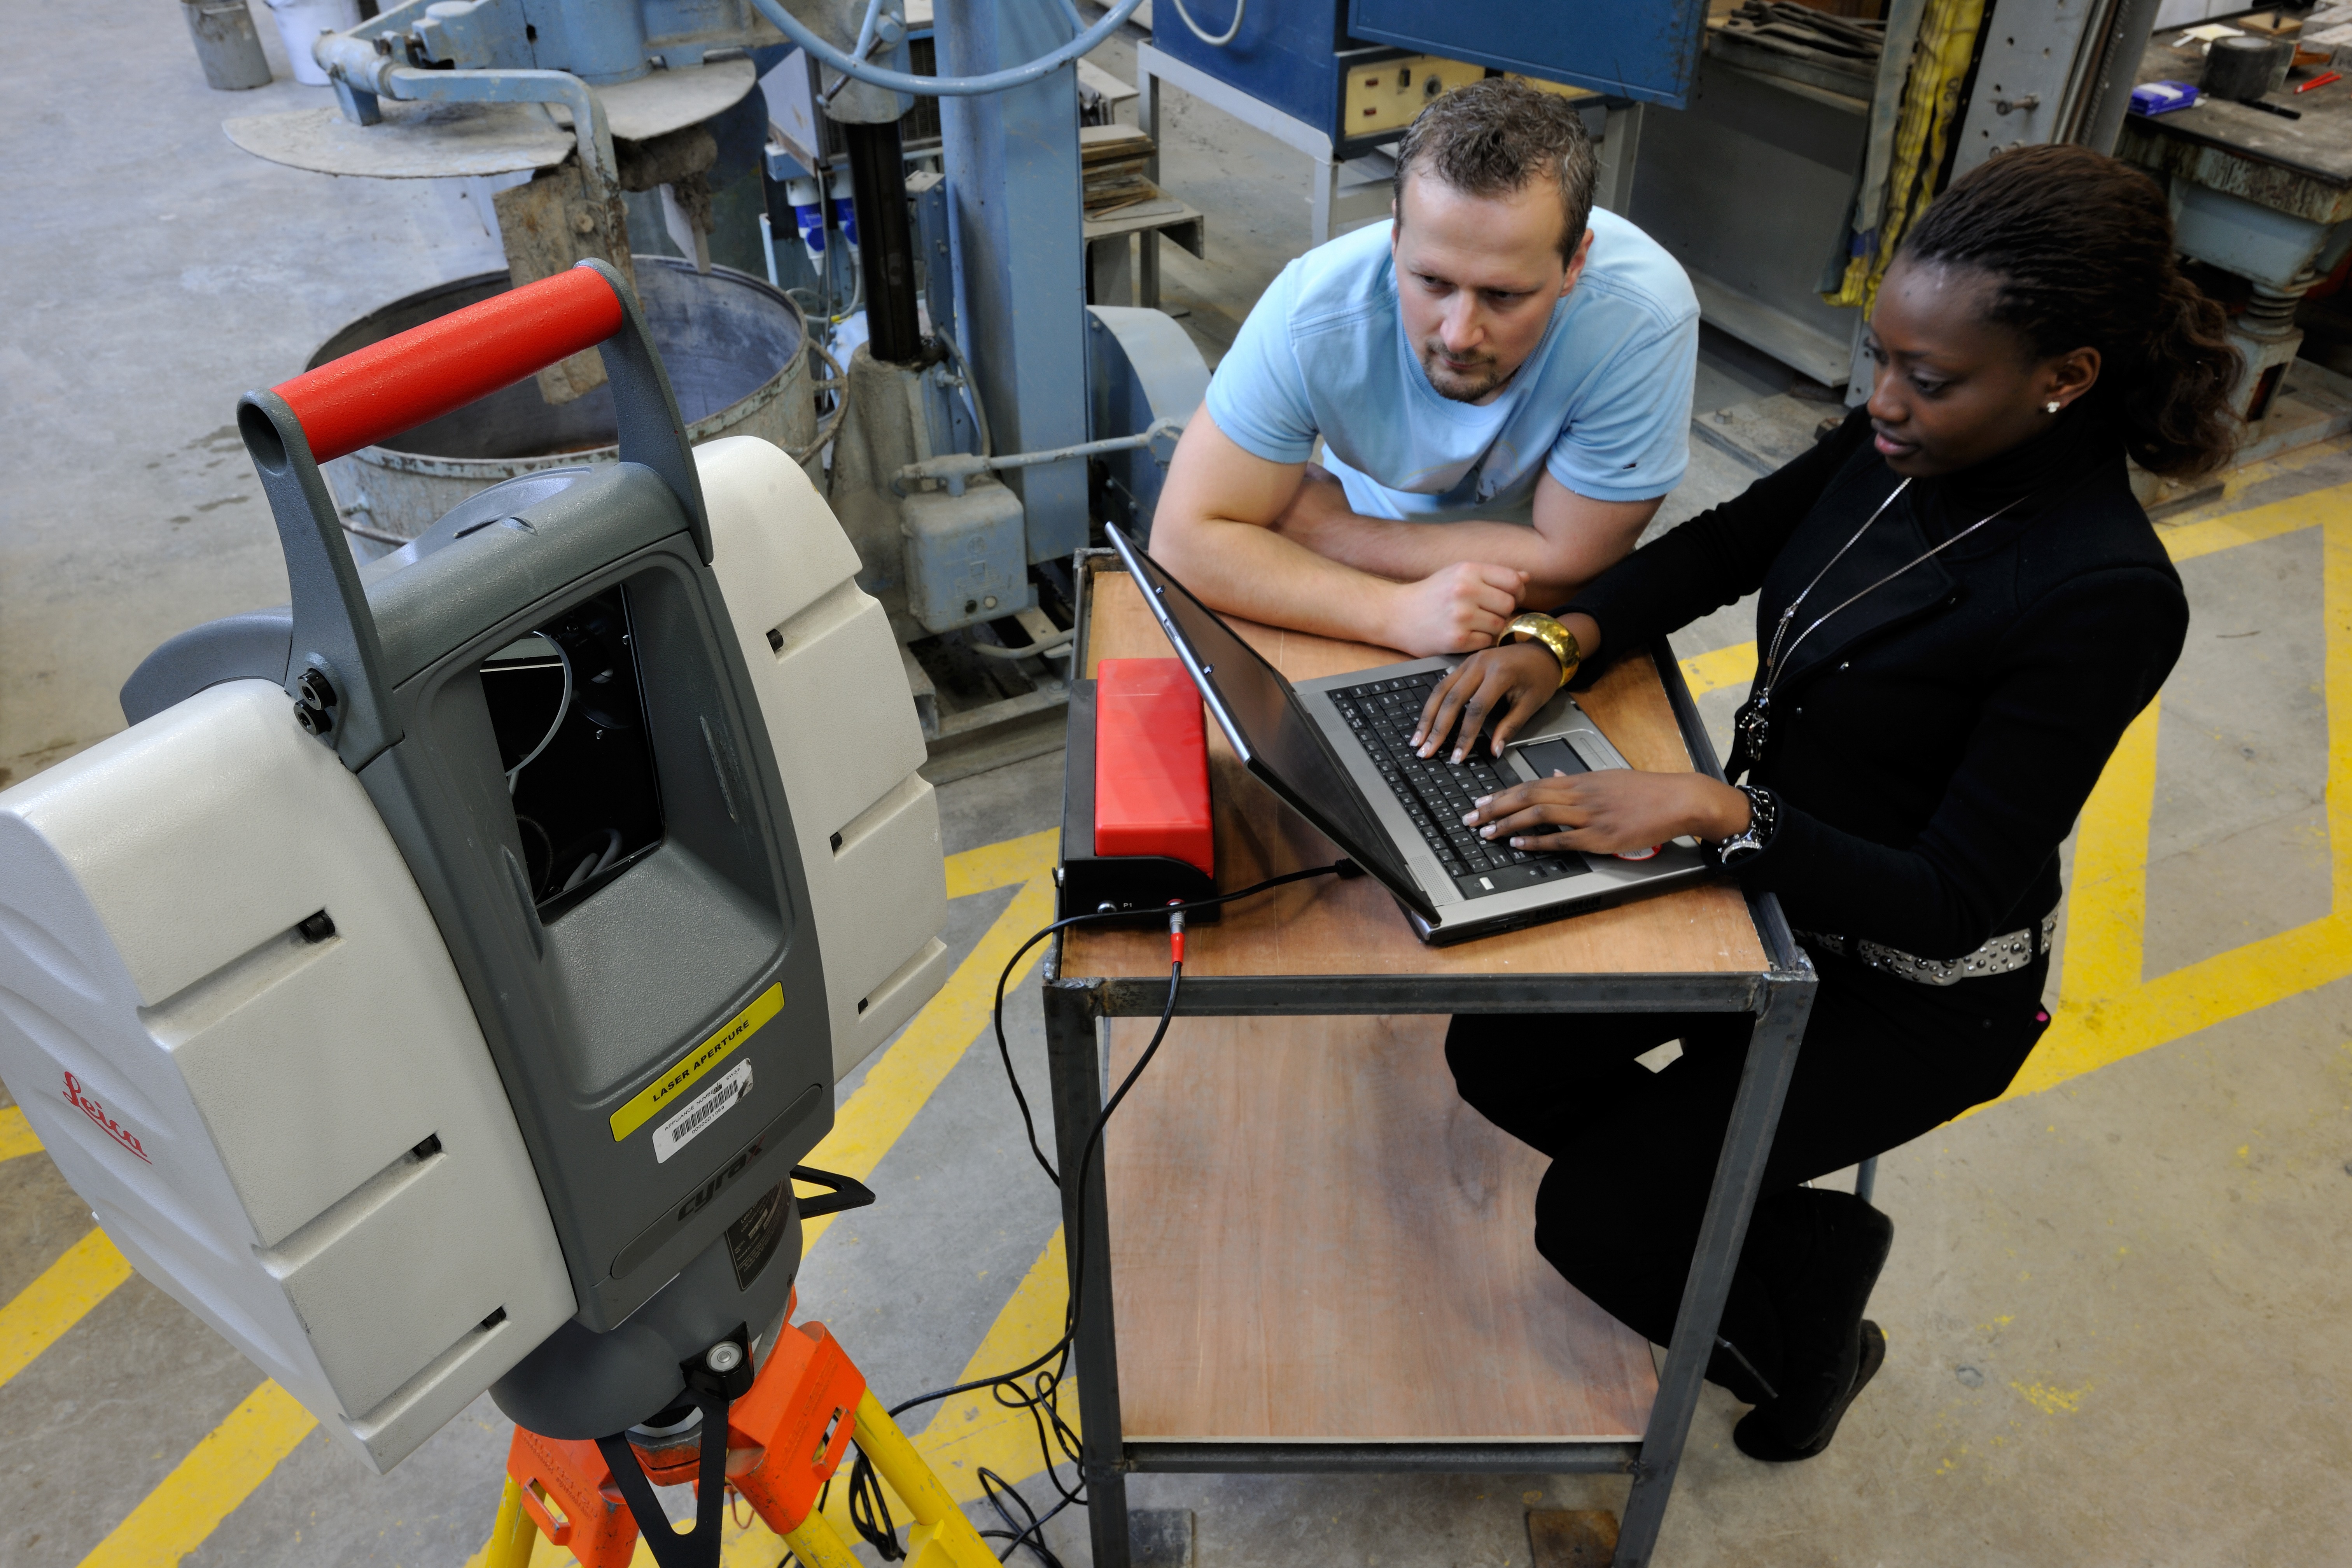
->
<box><xmin>1080</xmin><ymin>126</ymin><xmax>1157</xmax><ymax>218</ymax></box>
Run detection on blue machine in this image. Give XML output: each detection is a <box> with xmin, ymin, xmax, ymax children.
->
<box><xmin>1349</xmin><ymin>0</ymin><xmax>1710</xmax><ymax>108</ymax></box>
<box><xmin>1152</xmin><ymin>0</ymin><xmax>1711</xmax><ymax>127</ymax></box>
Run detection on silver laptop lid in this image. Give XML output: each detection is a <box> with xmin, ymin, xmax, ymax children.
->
<box><xmin>1104</xmin><ymin>526</ymin><xmax>1433</xmax><ymax>919</ymax></box>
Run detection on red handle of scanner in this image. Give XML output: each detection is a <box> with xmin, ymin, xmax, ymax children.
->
<box><xmin>272</xmin><ymin>267</ymin><xmax>627</xmax><ymax>463</ymax></box>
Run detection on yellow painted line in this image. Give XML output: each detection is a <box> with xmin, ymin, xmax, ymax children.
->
<box><xmin>1998</xmin><ymin>507</ymin><xmax>2352</xmax><ymax>1104</ymax></box>
<box><xmin>944</xmin><ymin>828</ymin><xmax>1058</xmax><ymax>899</ymax></box>
<box><xmin>2158</xmin><ymin>440</ymin><xmax>2352</xmax><ymax>528</ymax></box>
<box><xmin>75</xmin><ymin>1380</ymin><xmax>316</xmax><ymax>1568</ymax></box>
<box><xmin>2053</xmin><ymin>702</ymin><xmax>2158</xmax><ymax>1001</ymax></box>
<box><xmin>1678</xmin><ymin>641</ymin><xmax>1756</xmax><ymax>699</ymax></box>
<box><xmin>0</xmin><ymin>1227</ymin><xmax>132</xmax><ymax>1389</ymax></box>
<box><xmin>912</xmin><ymin>1226</ymin><xmax>1076</xmax><ymax>1503</ymax></box>
<box><xmin>0</xmin><ymin>1105</ymin><xmax>39</xmax><ymax>1162</ymax></box>
<box><xmin>2161</xmin><ymin>478</ymin><xmax>2348</xmax><ymax>564</ymax></box>
<box><xmin>799</xmin><ymin>871</ymin><xmax>1059</xmax><ymax>1253</ymax></box>
<box><xmin>1673</xmin><ymin>479</ymin><xmax>2352</xmax><ymax>705</ymax></box>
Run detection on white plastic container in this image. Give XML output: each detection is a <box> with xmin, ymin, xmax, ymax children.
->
<box><xmin>264</xmin><ymin>0</ymin><xmax>359</xmax><ymax>86</ymax></box>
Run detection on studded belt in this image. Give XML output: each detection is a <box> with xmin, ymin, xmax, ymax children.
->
<box><xmin>1795</xmin><ymin>916</ymin><xmax>2056</xmax><ymax>986</ymax></box>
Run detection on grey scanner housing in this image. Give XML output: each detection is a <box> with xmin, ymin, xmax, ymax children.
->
<box><xmin>102</xmin><ymin>262</ymin><xmax>947</xmax><ymax>1441</ymax></box>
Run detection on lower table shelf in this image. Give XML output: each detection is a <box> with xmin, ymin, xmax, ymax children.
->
<box><xmin>1104</xmin><ymin>1014</ymin><xmax>1658</xmax><ymax>1449</ymax></box>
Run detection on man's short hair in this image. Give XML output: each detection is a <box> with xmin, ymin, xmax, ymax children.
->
<box><xmin>1391</xmin><ymin>77</ymin><xmax>1598</xmax><ymax>264</ymax></box>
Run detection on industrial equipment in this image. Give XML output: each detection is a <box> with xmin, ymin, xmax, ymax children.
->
<box><xmin>0</xmin><ymin>264</ymin><xmax>950</xmax><ymax>1480</ymax></box>
<box><xmin>219</xmin><ymin>0</ymin><xmax>1212</xmax><ymax>772</ymax></box>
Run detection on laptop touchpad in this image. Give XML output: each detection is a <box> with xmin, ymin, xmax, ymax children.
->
<box><xmin>1513</xmin><ymin>737</ymin><xmax>1588</xmax><ymax>780</ymax></box>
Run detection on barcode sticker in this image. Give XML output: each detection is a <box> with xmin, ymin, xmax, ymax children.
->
<box><xmin>652</xmin><ymin>1059</ymin><xmax>753</xmax><ymax>1164</ymax></box>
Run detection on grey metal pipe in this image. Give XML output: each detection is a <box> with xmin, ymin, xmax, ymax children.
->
<box><xmin>2075</xmin><ymin>0</ymin><xmax>2165</xmax><ymax>154</ymax></box>
<box><xmin>749</xmin><ymin>0</ymin><xmax>1147</xmax><ymax>97</ymax></box>
<box><xmin>892</xmin><ymin>416</ymin><xmax>1183</xmax><ymax>495</ymax></box>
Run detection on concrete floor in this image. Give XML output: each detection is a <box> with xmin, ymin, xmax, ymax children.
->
<box><xmin>7</xmin><ymin>5</ymin><xmax>2352</xmax><ymax>1567</ymax></box>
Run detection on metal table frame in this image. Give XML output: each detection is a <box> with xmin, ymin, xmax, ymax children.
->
<box><xmin>1044</xmin><ymin>553</ymin><xmax>1817</xmax><ymax>1568</ymax></box>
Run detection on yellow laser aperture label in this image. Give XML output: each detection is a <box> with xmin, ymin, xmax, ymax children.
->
<box><xmin>610</xmin><ymin>984</ymin><xmax>783</xmax><ymax>1142</ymax></box>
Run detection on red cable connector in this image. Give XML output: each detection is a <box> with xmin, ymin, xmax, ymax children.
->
<box><xmin>1167</xmin><ymin>903</ymin><xmax>1186</xmax><ymax>966</ymax></box>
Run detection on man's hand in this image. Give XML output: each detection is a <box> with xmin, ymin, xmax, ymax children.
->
<box><xmin>1389</xmin><ymin>563</ymin><xmax>1528</xmax><ymax>657</ymax></box>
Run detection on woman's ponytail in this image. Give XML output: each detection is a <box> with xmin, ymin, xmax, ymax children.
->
<box><xmin>1901</xmin><ymin>144</ymin><xmax>2243</xmax><ymax>480</ymax></box>
<box><xmin>2123</xmin><ymin>270</ymin><xmax>2241</xmax><ymax>477</ymax></box>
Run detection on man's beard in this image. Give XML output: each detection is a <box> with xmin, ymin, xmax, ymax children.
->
<box><xmin>1418</xmin><ymin>341</ymin><xmax>1515</xmax><ymax>404</ymax></box>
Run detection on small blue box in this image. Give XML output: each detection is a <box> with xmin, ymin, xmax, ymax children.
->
<box><xmin>2130</xmin><ymin>80</ymin><xmax>2201</xmax><ymax>116</ymax></box>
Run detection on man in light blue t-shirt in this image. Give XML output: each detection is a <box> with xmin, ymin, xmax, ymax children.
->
<box><xmin>1153</xmin><ymin>77</ymin><xmax>1698</xmax><ymax>656</ymax></box>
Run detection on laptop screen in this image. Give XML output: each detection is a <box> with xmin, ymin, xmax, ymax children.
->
<box><xmin>1105</xmin><ymin>528</ymin><xmax>1427</xmax><ymax>912</ymax></box>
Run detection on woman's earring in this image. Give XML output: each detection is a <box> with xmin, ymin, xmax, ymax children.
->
<box><xmin>2044</xmin><ymin>400</ymin><xmax>2061</xmax><ymax>414</ymax></box>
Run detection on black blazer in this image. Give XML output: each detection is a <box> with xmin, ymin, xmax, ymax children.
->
<box><xmin>1563</xmin><ymin>407</ymin><xmax>2189</xmax><ymax>959</ymax></box>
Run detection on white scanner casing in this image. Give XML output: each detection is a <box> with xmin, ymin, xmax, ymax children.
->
<box><xmin>0</xmin><ymin>436</ymin><xmax>948</xmax><ymax>1471</ymax></box>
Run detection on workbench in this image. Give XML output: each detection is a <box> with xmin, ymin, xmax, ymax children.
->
<box><xmin>1044</xmin><ymin>549</ymin><xmax>1818</xmax><ymax>1568</ymax></box>
<box><xmin>2116</xmin><ymin>33</ymin><xmax>2352</xmax><ymax>460</ymax></box>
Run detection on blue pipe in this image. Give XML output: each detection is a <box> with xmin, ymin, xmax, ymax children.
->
<box><xmin>747</xmin><ymin>0</ymin><xmax>1146</xmax><ymax>96</ymax></box>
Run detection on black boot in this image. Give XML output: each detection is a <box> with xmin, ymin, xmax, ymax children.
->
<box><xmin>1730</xmin><ymin>1189</ymin><xmax>1894</xmax><ymax>1462</ymax></box>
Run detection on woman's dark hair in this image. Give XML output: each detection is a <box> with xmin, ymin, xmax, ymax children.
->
<box><xmin>1900</xmin><ymin>143</ymin><xmax>2241</xmax><ymax>478</ymax></box>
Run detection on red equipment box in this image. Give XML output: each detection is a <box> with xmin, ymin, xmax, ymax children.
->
<box><xmin>1092</xmin><ymin>657</ymin><xmax>1213</xmax><ymax>875</ymax></box>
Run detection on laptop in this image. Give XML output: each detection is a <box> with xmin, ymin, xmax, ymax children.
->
<box><xmin>1104</xmin><ymin>524</ymin><xmax>1717</xmax><ymax>945</ymax></box>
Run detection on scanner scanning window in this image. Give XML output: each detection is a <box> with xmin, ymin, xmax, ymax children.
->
<box><xmin>481</xmin><ymin>586</ymin><xmax>665</xmax><ymax>914</ymax></box>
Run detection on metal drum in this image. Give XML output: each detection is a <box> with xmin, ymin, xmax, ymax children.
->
<box><xmin>310</xmin><ymin>257</ymin><xmax>819</xmax><ymax>549</ymax></box>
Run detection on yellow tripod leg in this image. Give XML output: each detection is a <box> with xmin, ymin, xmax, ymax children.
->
<box><xmin>850</xmin><ymin>1390</ymin><xmax>1000</xmax><ymax>1568</ymax></box>
<box><xmin>481</xmin><ymin>1476</ymin><xmax>539</xmax><ymax>1568</ymax></box>
<box><xmin>780</xmin><ymin>1509</ymin><xmax>867</xmax><ymax>1568</ymax></box>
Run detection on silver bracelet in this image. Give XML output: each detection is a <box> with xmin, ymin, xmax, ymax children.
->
<box><xmin>1716</xmin><ymin>784</ymin><xmax>1777</xmax><ymax>868</ymax></box>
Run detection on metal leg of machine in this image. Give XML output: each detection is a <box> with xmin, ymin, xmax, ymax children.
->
<box><xmin>1614</xmin><ymin>964</ymin><xmax>1816</xmax><ymax>1568</ymax></box>
<box><xmin>1044</xmin><ymin>976</ymin><xmax>1132</xmax><ymax>1568</ymax></box>
<box><xmin>844</xmin><ymin>118</ymin><xmax>924</xmax><ymax>365</ymax></box>
<box><xmin>940</xmin><ymin>0</ymin><xmax>1092</xmax><ymax>565</ymax></box>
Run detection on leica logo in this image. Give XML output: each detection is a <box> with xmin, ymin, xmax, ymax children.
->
<box><xmin>62</xmin><ymin>1072</ymin><xmax>150</xmax><ymax>1164</ymax></box>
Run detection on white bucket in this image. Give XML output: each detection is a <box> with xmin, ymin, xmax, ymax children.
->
<box><xmin>264</xmin><ymin>0</ymin><xmax>359</xmax><ymax>86</ymax></box>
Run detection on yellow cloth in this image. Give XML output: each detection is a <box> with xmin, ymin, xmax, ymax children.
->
<box><xmin>1824</xmin><ymin>0</ymin><xmax>1988</xmax><ymax>313</ymax></box>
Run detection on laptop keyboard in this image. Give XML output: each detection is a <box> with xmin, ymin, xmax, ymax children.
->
<box><xmin>1329</xmin><ymin>672</ymin><xmax>1590</xmax><ymax>900</ymax></box>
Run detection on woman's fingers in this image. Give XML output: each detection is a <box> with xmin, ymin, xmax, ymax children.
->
<box><xmin>1481</xmin><ymin>676</ymin><xmax>1556</xmax><ymax>757</ymax></box>
<box><xmin>1412</xmin><ymin>661</ymin><xmax>1478</xmax><ymax>752</ymax></box>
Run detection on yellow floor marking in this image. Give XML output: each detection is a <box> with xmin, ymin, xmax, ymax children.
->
<box><xmin>1998</xmin><ymin>508</ymin><xmax>2352</xmax><ymax>1103</ymax></box>
<box><xmin>2051</xmin><ymin>703</ymin><xmax>2159</xmax><ymax>1001</ymax></box>
<box><xmin>2157</xmin><ymin>436</ymin><xmax>2352</xmax><ymax>528</ymax></box>
<box><xmin>75</xmin><ymin>1380</ymin><xmax>315</xmax><ymax>1568</ymax></box>
<box><xmin>944</xmin><ymin>828</ymin><xmax>1059</xmax><ymax>899</ymax></box>
<box><xmin>0</xmin><ymin>1105</ymin><xmax>38</xmax><ymax>1162</ymax></box>
<box><xmin>910</xmin><ymin>1225</ymin><xmax>1075</xmax><ymax>1503</ymax></box>
<box><xmin>799</xmin><ymin>871</ymin><xmax>1060</xmax><ymax>1254</ymax></box>
<box><xmin>2161</xmin><ymin>477</ymin><xmax>2352</xmax><ymax>564</ymax></box>
<box><xmin>1678</xmin><ymin>641</ymin><xmax>1757</xmax><ymax>698</ymax></box>
<box><xmin>0</xmin><ymin>1227</ymin><xmax>132</xmax><ymax>1390</ymax></box>
<box><xmin>1672</xmin><ymin>479</ymin><xmax>2352</xmax><ymax>704</ymax></box>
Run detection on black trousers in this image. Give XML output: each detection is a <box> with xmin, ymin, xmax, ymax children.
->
<box><xmin>1446</xmin><ymin>945</ymin><xmax>2051</xmax><ymax>1379</ymax></box>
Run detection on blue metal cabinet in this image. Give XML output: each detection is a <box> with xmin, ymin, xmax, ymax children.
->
<box><xmin>1149</xmin><ymin>0</ymin><xmax>1381</xmax><ymax>147</ymax></box>
<box><xmin>1348</xmin><ymin>0</ymin><xmax>1710</xmax><ymax>109</ymax></box>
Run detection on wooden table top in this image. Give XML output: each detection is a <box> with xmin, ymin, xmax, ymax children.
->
<box><xmin>1060</xmin><ymin>565</ymin><xmax>1769</xmax><ymax>984</ymax></box>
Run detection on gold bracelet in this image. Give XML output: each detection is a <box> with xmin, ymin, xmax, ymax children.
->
<box><xmin>1503</xmin><ymin>613</ymin><xmax>1582</xmax><ymax>691</ymax></box>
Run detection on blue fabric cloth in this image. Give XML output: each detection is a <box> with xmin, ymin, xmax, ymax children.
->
<box><xmin>1204</xmin><ymin>211</ymin><xmax>1699</xmax><ymax>524</ymax></box>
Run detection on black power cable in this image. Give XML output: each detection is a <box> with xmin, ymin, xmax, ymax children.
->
<box><xmin>834</xmin><ymin>858</ymin><xmax>1360</xmax><ymax>1566</ymax></box>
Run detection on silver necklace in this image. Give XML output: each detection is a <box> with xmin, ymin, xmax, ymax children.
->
<box><xmin>1730</xmin><ymin>478</ymin><xmax>2032</xmax><ymax>772</ymax></box>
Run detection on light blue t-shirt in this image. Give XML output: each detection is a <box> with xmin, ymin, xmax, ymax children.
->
<box><xmin>1205</xmin><ymin>210</ymin><xmax>1699</xmax><ymax>524</ymax></box>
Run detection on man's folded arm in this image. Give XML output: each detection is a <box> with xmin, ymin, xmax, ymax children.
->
<box><xmin>1150</xmin><ymin>409</ymin><xmax>1526</xmax><ymax>655</ymax></box>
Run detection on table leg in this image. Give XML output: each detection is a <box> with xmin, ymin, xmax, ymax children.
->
<box><xmin>1044</xmin><ymin>977</ymin><xmax>1130</xmax><ymax>1568</ymax></box>
<box><xmin>1615</xmin><ymin>969</ymin><xmax>1816</xmax><ymax>1568</ymax></box>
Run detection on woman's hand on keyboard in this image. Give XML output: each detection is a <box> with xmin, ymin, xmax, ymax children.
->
<box><xmin>1413</xmin><ymin>642</ymin><xmax>1564</xmax><ymax>762</ymax></box>
<box><xmin>1461</xmin><ymin>770</ymin><xmax>1751</xmax><ymax>856</ymax></box>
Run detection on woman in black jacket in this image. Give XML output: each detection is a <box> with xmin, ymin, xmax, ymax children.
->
<box><xmin>1415</xmin><ymin>145</ymin><xmax>2236</xmax><ymax>1462</ymax></box>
